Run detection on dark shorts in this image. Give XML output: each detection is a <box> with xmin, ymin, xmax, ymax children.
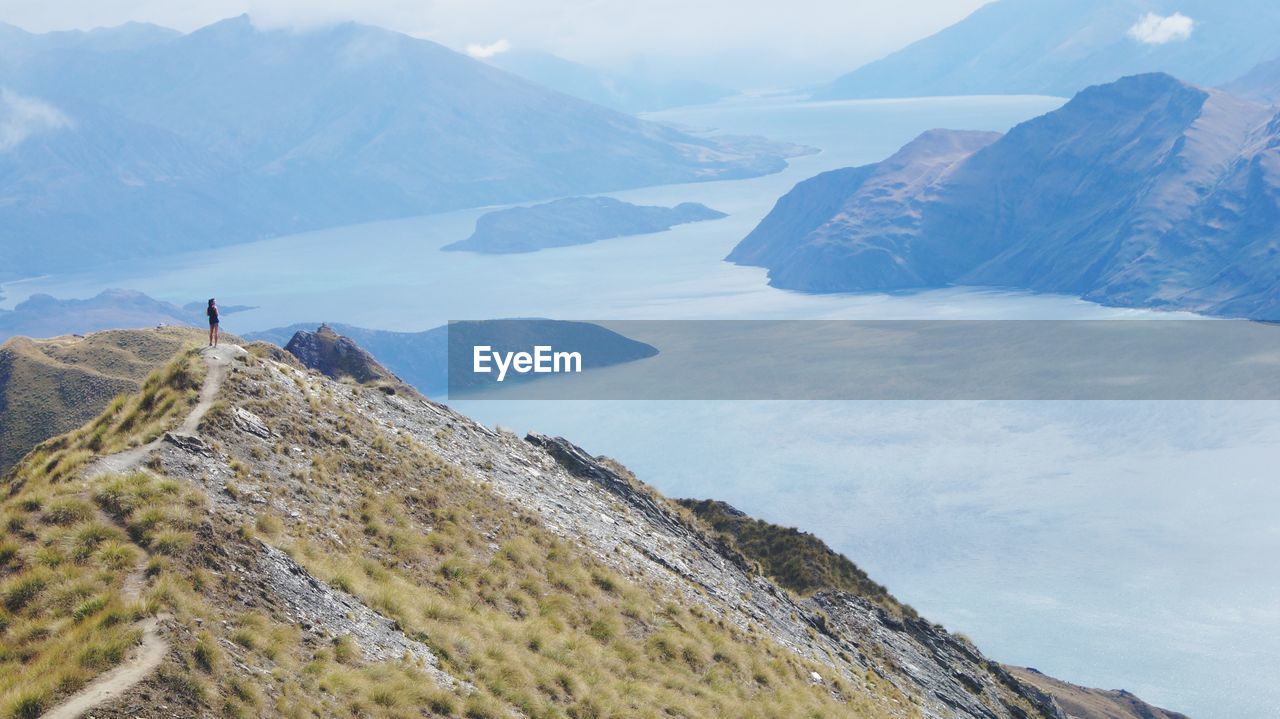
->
<box><xmin>209</xmin><ymin>319</ymin><xmax>219</xmax><ymax>326</ymax></box>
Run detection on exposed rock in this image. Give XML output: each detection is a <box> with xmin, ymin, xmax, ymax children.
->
<box><xmin>162</xmin><ymin>432</ymin><xmax>211</xmax><ymax>457</ymax></box>
<box><xmin>283</xmin><ymin>324</ymin><xmax>417</xmax><ymax>396</ymax></box>
<box><xmin>253</xmin><ymin>542</ymin><xmax>458</xmax><ymax>688</ymax></box>
<box><xmin>231</xmin><ymin>406</ymin><xmax>271</xmax><ymax>439</ymax></box>
<box><xmin>815</xmin><ymin>592</ymin><xmax>1066</xmax><ymax>719</ymax></box>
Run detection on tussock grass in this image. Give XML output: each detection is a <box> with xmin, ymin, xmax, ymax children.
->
<box><xmin>204</xmin><ymin>361</ymin><xmax>900</xmax><ymax>719</ymax></box>
<box><xmin>0</xmin><ymin>350</ymin><xmax>209</xmax><ymax>715</ymax></box>
<box><xmin>678</xmin><ymin>499</ymin><xmax>919</xmax><ymax>620</ymax></box>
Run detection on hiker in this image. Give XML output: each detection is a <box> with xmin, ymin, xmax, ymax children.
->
<box><xmin>206</xmin><ymin>298</ymin><xmax>220</xmax><ymax>347</ymax></box>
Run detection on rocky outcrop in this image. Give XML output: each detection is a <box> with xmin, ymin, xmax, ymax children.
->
<box><xmin>283</xmin><ymin>324</ymin><xmax>416</xmax><ymax>395</ymax></box>
<box><xmin>254</xmin><ymin>542</ymin><xmax>458</xmax><ymax>687</ymax></box>
<box><xmin>815</xmin><ymin>593</ymin><xmax>1065</xmax><ymax>719</ymax></box>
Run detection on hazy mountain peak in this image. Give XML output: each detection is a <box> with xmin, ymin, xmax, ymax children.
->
<box><xmin>0</xmin><ymin>17</ymin><xmax>798</xmax><ymax>280</ymax></box>
<box><xmin>817</xmin><ymin>0</ymin><xmax>1280</xmax><ymax>100</ymax></box>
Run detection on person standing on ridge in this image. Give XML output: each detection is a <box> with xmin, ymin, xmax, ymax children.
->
<box><xmin>206</xmin><ymin>298</ymin><xmax>220</xmax><ymax>347</ymax></box>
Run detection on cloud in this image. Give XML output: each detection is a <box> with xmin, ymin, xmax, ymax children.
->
<box><xmin>1127</xmin><ymin>12</ymin><xmax>1194</xmax><ymax>45</ymax></box>
<box><xmin>0</xmin><ymin>89</ymin><xmax>72</xmax><ymax>152</ymax></box>
<box><xmin>465</xmin><ymin>38</ymin><xmax>511</xmax><ymax>59</ymax></box>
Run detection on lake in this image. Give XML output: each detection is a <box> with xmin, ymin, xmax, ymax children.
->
<box><xmin>4</xmin><ymin>93</ymin><xmax>1276</xmax><ymax>719</ymax></box>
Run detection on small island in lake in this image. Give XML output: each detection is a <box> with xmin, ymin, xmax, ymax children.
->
<box><xmin>442</xmin><ymin>196</ymin><xmax>728</xmax><ymax>254</ymax></box>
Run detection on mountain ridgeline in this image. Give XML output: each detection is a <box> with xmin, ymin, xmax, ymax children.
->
<box><xmin>733</xmin><ymin>72</ymin><xmax>1280</xmax><ymax>320</ymax></box>
<box><xmin>0</xmin><ymin>16</ymin><xmax>802</xmax><ymax>281</ymax></box>
<box><xmin>816</xmin><ymin>0</ymin><xmax>1280</xmax><ymax>100</ymax></box>
<box><xmin>0</xmin><ymin>326</ymin><xmax>1195</xmax><ymax>718</ymax></box>
<box><xmin>0</xmin><ymin>331</ymin><xmax>1079</xmax><ymax>719</ymax></box>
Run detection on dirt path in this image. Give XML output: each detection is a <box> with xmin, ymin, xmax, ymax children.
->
<box><xmin>42</xmin><ymin>345</ymin><xmax>241</xmax><ymax>719</ymax></box>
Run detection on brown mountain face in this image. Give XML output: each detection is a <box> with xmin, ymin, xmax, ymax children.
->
<box><xmin>735</xmin><ymin>73</ymin><xmax>1280</xmax><ymax>320</ymax></box>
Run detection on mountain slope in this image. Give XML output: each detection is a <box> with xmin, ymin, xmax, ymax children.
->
<box><xmin>0</xmin><ymin>326</ymin><xmax>204</xmax><ymax>474</ymax></box>
<box><xmin>817</xmin><ymin>0</ymin><xmax>1280</xmax><ymax>100</ymax></box>
<box><xmin>734</xmin><ymin>73</ymin><xmax>1280</xmax><ymax>319</ymax></box>
<box><xmin>1007</xmin><ymin>668</ymin><xmax>1190</xmax><ymax>719</ymax></box>
<box><xmin>678</xmin><ymin>499</ymin><xmax>1189</xmax><ymax>719</ymax></box>
<box><xmin>677</xmin><ymin>499</ymin><xmax>913</xmax><ymax>616</ymax></box>
<box><xmin>0</xmin><ymin>337</ymin><xmax>1070</xmax><ymax>719</ymax></box>
<box><xmin>485</xmin><ymin>49</ymin><xmax>734</xmax><ymax>113</ymax></box>
<box><xmin>1224</xmin><ymin>55</ymin><xmax>1280</xmax><ymax>105</ymax></box>
<box><xmin>0</xmin><ymin>16</ymin><xmax>799</xmax><ymax>280</ymax></box>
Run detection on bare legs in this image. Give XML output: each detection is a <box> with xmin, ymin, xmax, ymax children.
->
<box><xmin>209</xmin><ymin>324</ymin><xmax>219</xmax><ymax>347</ymax></box>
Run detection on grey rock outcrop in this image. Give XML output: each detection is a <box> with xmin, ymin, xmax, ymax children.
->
<box><xmin>283</xmin><ymin>324</ymin><xmax>409</xmax><ymax>391</ymax></box>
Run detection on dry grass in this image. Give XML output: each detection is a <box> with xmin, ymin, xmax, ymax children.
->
<box><xmin>1</xmin><ymin>347</ymin><xmax>914</xmax><ymax>719</ymax></box>
<box><xmin>0</xmin><ymin>327</ymin><xmax>207</xmax><ymax>474</ymax></box>
<box><xmin>197</xmin><ymin>358</ymin><xmax>909</xmax><ymax>719</ymax></box>
<box><xmin>0</xmin><ymin>349</ymin><xmax>207</xmax><ymax>717</ymax></box>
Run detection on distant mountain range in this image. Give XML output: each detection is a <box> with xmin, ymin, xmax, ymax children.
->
<box><xmin>816</xmin><ymin>0</ymin><xmax>1280</xmax><ymax>100</ymax></box>
<box><xmin>0</xmin><ymin>289</ymin><xmax>202</xmax><ymax>341</ymax></box>
<box><xmin>484</xmin><ymin>49</ymin><xmax>734</xmax><ymax>113</ymax></box>
<box><xmin>731</xmin><ymin>72</ymin><xmax>1280</xmax><ymax>320</ymax></box>
<box><xmin>0</xmin><ymin>16</ymin><xmax>801</xmax><ymax>281</ymax></box>
<box><xmin>443</xmin><ymin>196</ymin><xmax>727</xmax><ymax>254</ymax></box>
<box><xmin>1225</xmin><ymin>56</ymin><xmax>1280</xmax><ymax>105</ymax></box>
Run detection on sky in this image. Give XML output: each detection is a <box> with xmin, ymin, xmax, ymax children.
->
<box><xmin>0</xmin><ymin>0</ymin><xmax>993</xmax><ymax>87</ymax></box>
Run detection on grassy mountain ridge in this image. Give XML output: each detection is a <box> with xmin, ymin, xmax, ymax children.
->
<box><xmin>0</xmin><ymin>327</ymin><xmax>206</xmax><ymax>474</ymax></box>
<box><xmin>674</xmin><ymin>503</ymin><xmax>1189</xmax><ymax>719</ymax></box>
<box><xmin>0</xmin><ymin>334</ymin><xmax>1076</xmax><ymax>718</ymax></box>
<box><xmin>0</xmin><ymin>345</ymin><xmax>910</xmax><ymax>718</ymax></box>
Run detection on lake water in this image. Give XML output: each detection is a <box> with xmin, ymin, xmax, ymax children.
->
<box><xmin>5</xmin><ymin>94</ymin><xmax>1276</xmax><ymax>719</ymax></box>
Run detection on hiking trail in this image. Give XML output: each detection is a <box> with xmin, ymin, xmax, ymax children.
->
<box><xmin>41</xmin><ymin>344</ymin><xmax>242</xmax><ymax>719</ymax></box>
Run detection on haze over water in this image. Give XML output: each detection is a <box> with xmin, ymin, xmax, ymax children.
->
<box><xmin>5</xmin><ymin>93</ymin><xmax>1276</xmax><ymax>718</ymax></box>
